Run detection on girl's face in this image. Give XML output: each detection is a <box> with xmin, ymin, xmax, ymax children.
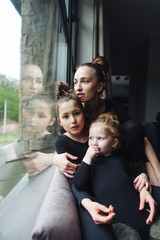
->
<box><xmin>73</xmin><ymin>66</ymin><xmax>104</xmax><ymax>103</ymax></box>
<box><xmin>58</xmin><ymin>99</ymin><xmax>85</xmax><ymax>138</ymax></box>
<box><xmin>89</xmin><ymin>123</ymin><xmax>118</xmax><ymax>156</ymax></box>
<box><xmin>28</xmin><ymin>99</ymin><xmax>55</xmax><ymax>135</ymax></box>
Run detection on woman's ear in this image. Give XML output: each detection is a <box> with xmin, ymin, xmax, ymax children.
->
<box><xmin>97</xmin><ymin>82</ymin><xmax>104</xmax><ymax>93</ymax></box>
<box><xmin>48</xmin><ymin>118</ymin><xmax>56</xmax><ymax>126</ymax></box>
<box><xmin>112</xmin><ymin>138</ymin><xmax>119</xmax><ymax>149</ymax></box>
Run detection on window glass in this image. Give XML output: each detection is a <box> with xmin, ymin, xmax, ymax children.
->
<box><xmin>0</xmin><ymin>0</ymin><xmax>71</xmax><ymax>198</ymax></box>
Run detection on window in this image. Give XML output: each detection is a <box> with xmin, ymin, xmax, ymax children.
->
<box><xmin>0</xmin><ymin>0</ymin><xmax>78</xmax><ymax>198</ymax></box>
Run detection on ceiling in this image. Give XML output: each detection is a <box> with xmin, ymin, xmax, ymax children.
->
<box><xmin>107</xmin><ymin>0</ymin><xmax>160</xmax><ymax>75</ymax></box>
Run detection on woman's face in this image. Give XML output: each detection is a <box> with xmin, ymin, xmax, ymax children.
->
<box><xmin>73</xmin><ymin>66</ymin><xmax>104</xmax><ymax>103</ymax></box>
<box><xmin>21</xmin><ymin>65</ymin><xmax>43</xmax><ymax>94</ymax></box>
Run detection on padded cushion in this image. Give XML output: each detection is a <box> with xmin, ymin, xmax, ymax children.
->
<box><xmin>32</xmin><ymin>167</ymin><xmax>83</xmax><ymax>240</ymax></box>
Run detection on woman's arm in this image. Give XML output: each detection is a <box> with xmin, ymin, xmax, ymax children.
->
<box><xmin>144</xmin><ymin>137</ymin><xmax>160</xmax><ymax>184</ymax></box>
<box><xmin>146</xmin><ymin>162</ymin><xmax>160</xmax><ymax>186</ymax></box>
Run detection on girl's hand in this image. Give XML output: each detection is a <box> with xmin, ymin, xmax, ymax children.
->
<box><xmin>83</xmin><ymin>146</ymin><xmax>100</xmax><ymax>165</ymax></box>
<box><xmin>87</xmin><ymin>146</ymin><xmax>99</xmax><ymax>157</ymax></box>
<box><xmin>81</xmin><ymin>198</ymin><xmax>115</xmax><ymax>224</ymax></box>
<box><xmin>133</xmin><ymin>173</ymin><xmax>151</xmax><ymax>192</ymax></box>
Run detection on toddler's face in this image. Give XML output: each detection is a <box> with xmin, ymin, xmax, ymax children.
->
<box><xmin>89</xmin><ymin>123</ymin><xmax>118</xmax><ymax>156</ymax></box>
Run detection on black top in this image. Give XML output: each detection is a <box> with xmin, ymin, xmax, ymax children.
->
<box><xmin>73</xmin><ymin>155</ymin><xmax>149</xmax><ymax>239</ymax></box>
<box><xmin>55</xmin><ymin>135</ymin><xmax>88</xmax><ymax>164</ymax></box>
<box><xmin>55</xmin><ymin>135</ymin><xmax>93</xmax><ymax>202</ymax></box>
<box><xmin>85</xmin><ymin>98</ymin><xmax>129</xmax><ymax>129</ymax></box>
<box><xmin>104</xmin><ymin>98</ymin><xmax>129</xmax><ymax>123</ymax></box>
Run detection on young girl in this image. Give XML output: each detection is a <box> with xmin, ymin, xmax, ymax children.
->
<box><xmin>73</xmin><ymin>112</ymin><xmax>160</xmax><ymax>240</ymax></box>
<box><xmin>55</xmin><ymin>82</ymin><xmax>156</xmax><ymax>240</ymax></box>
<box><xmin>55</xmin><ymin>82</ymin><xmax>88</xmax><ymax>165</ymax></box>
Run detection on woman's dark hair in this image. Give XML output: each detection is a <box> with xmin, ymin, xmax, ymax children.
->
<box><xmin>92</xmin><ymin>56</ymin><xmax>109</xmax><ymax>74</ymax></box>
<box><xmin>77</xmin><ymin>62</ymin><xmax>105</xmax><ymax>84</ymax></box>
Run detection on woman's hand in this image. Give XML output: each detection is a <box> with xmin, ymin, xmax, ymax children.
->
<box><xmin>139</xmin><ymin>188</ymin><xmax>156</xmax><ymax>225</ymax></box>
<box><xmin>53</xmin><ymin>152</ymin><xmax>79</xmax><ymax>178</ymax></box>
<box><xmin>81</xmin><ymin>198</ymin><xmax>115</xmax><ymax>224</ymax></box>
<box><xmin>133</xmin><ymin>173</ymin><xmax>151</xmax><ymax>192</ymax></box>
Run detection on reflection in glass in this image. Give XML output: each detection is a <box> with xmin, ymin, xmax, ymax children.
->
<box><xmin>0</xmin><ymin>0</ymin><xmax>68</xmax><ymax>198</ymax></box>
<box><xmin>20</xmin><ymin>64</ymin><xmax>43</xmax><ymax>95</ymax></box>
<box><xmin>22</xmin><ymin>92</ymin><xmax>56</xmax><ymax>141</ymax></box>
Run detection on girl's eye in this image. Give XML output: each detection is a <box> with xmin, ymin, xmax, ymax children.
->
<box><xmin>73</xmin><ymin>80</ymin><xmax>77</xmax><ymax>85</ymax></box>
<box><xmin>39</xmin><ymin>113</ymin><xmax>46</xmax><ymax>118</ymax></box>
<box><xmin>63</xmin><ymin>115</ymin><xmax>68</xmax><ymax>119</ymax></box>
<box><xmin>89</xmin><ymin>137</ymin><xmax>93</xmax><ymax>140</ymax></box>
<box><xmin>74</xmin><ymin>111</ymin><xmax>80</xmax><ymax>116</ymax></box>
<box><xmin>98</xmin><ymin>137</ymin><xmax>103</xmax><ymax>140</ymax></box>
<box><xmin>83</xmin><ymin>79</ymin><xmax>89</xmax><ymax>83</ymax></box>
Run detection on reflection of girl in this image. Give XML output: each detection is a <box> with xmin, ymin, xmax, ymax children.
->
<box><xmin>23</xmin><ymin>92</ymin><xmax>56</xmax><ymax>140</ymax></box>
<box><xmin>55</xmin><ymin>83</ymin><xmax>155</xmax><ymax>240</ymax></box>
<box><xmin>73</xmin><ymin>113</ymin><xmax>160</xmax><ymax>240</ymax></box>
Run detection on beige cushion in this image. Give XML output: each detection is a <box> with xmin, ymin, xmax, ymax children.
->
<box><xmin>32</xmin><ymin>167</ymin><xmax>83</xmax><ymax>240</ymax></box>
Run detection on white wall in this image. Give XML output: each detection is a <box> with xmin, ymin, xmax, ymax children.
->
<box><xmin>76</xmin><ymin>0</ymin><xmax>94</xmax><ymax>64</ymax></box>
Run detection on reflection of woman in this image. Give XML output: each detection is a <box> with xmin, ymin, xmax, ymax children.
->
<box><xmin>20</xmin><ymin>64</ymin><xmax>43</xmax><ymax>95</ymax></box>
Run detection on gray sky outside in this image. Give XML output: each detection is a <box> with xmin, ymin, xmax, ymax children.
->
<box><xmin>0</xmin><ymin>0</ymin><xmax>21</xmax><ymax>81</ymax></box>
